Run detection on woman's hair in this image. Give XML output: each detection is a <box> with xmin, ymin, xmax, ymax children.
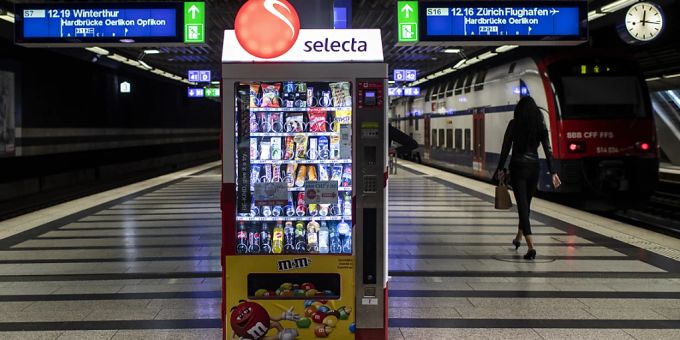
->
<box><xmin>512</xmin><ymin>96</ymin><xmax>544</xmax><ymax>152</ymax></box>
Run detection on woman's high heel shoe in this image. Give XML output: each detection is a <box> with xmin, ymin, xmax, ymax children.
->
<box><xmin>524</xmin><ymin>249</ymin><xmax>536</xmax><ymax>260</ymax></box>
<box><xmin>512</xmin><ymin>239</ymin><xmax>521</xmax><ymax>250</ymax></box>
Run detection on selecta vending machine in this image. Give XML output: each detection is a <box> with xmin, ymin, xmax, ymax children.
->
<box><xmin>220</xmin><ymin>1</ymin><xmax>388</xmax><ymax>339</ymax></box>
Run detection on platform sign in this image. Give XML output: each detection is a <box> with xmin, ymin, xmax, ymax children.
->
<box><xmin>188</xmin><ymin>70</ymin><xmax>211</xmax><ymax>82</ymax></box>
<box><xmin>403</xmin><ymin>87</ymin><xmax>420</xmax><ymax>96</ymax></box>
<box><xmin>418</xmin><ymin>1</ymin><xmax>588</xmax><ymax>45</ymax></box>
<box><xmin>394</xmin><ymin>69</ymin><xmax>417</xmax><ymax>81</ymax></box>
<box><xmin>188</xmin><ymin>87</ymin><xmax>204</xmax><ymax>98</ymax></box>
<box><xmin>14</xmin><ymin>2</ymin><xmax>187</xmax><ymax>46</ymax></box>
<box><xmin>397</xmin><ymin>1</ymin><xmax>419</xmax><ymax>43</ymax></box>
<box><xmin>183</xmin><ymin>2</ymin><xmax>205</xmax><ymax>43</ymax></box>
<box><xmin>388</xmin><ymin>87</ymin><xmax>404</xmax><ymax>96</ymax></box>
<box><xmin>204</xmin><ymin>87</ymin><xmax>220</xmax><ymax>97</ymax></box>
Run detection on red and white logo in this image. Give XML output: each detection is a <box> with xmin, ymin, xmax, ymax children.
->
<box><xmin>234</xmin><ymin>0</ymin><xmax>301</xmax><ymax>59</ymax></box>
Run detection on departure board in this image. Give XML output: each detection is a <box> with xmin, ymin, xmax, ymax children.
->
<box><xmin>419</xmin><ymin>1</ymin><xmax>587</xmax><ymax>45</ymax></box>
<box><xmin>15</xmin><ymin>3</ymin><xmax>184</xmax><ymax>45</ymax></box>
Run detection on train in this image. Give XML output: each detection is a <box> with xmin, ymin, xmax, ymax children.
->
<box><xmin>389</xmin><ymin>49</ymin><xmax>659</xmax><ymax>201</ymax></box>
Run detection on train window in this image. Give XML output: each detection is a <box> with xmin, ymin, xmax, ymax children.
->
<box><xmin>474</xmin><ymin>69</ymin><xmax>487</xmax><ymax>91</ymax></box>
<box><xmin>509</xmin><ymin>63</ymin><xmax>516</xmax><ymax>74</ymax></box>
<box><xmin>431</xmin><ymin>129</ymin><xmax>437</xmax><ymax>147</ymax></box>
<box><xmin>454</xmin><ymin>77</ymin><xmax>463</xmax><ymax>95</ymax></box>
<box><xmin>438</xmin><ymin>129</ymin><xmax>445</xmax><ymax>148</ymax></box>
<box><xmin>446</xmin><ymin>129</ymin><xmax>453</xmax><ymax>149</ymax></box>
<box><xmin>446</xmin><ymin>79</ymin><xmax>455</xmax><ymax>97</ymax></box>
<box><xmin>464</xmin><ymin>73</ymin><xmax>474</xmax><ymax>93</ymax></box>
<box><xmin>464</xmin><ymin>129</ymin><xmax>471</xmax><ymax>151</ymax></box>
<box><xmin>455</xmin><ymin>129</ymin><xmax>462</xmax><ymax>150</ymax></box>
<box><xmin>558</xmin><ymin>76</ymin><xmax>647</xmax><ymax>119</ymax></box>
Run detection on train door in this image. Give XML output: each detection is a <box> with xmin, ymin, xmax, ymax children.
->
<box><xmin>423</xmin><ymin>114</ymin><xmax>431</xmax><ymax>161</ymax></box>
<box><xmin>472</xmin><ymin>108</ymin><xmax>485</xmax><ymax>176</ymax></box>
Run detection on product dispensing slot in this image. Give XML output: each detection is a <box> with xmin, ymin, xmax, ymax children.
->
<box><xmin>362</xmin><ymin>208</ymin><xmax>377</xmax><ymax>284</ymax></box>
<box><xmin>247</xmin><ymin>273</ymin><xmax>341</xmax><ymax>300</ymax></box>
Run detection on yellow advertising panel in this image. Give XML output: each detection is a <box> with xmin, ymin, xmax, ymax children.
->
<box><xmin>225</xmin><ymin>255</ymin><xmax>355</xmax><ymax>340</ymax></box>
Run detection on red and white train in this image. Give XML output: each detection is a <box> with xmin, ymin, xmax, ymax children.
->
<box><xmin>390</xmin><ymin>50</ymin><xmax>659</xmax><ymax>199</ymax></box>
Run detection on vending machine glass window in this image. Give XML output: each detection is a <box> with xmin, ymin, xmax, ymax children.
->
<box><xmin>234</xmin><ymin>81</ymin><xmax>354</xmax><ymax>257</ymax></box>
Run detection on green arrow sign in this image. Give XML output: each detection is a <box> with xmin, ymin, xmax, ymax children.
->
<box><xmin>397</xmin><ymin>1</ymin><xmax>419</xmax><ymax>43</ymax></box>
<box><xmin>184</xmin><ymin>2</ymin><xmax>205</xmax><ymax>43</ymax></box>
<box><xmin>205</xmin><ymin>87</ymin><xmax>220</xmax><ymax>97</ymax></box>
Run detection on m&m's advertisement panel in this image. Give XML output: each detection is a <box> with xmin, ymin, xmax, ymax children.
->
<box><xmin>225</xmin><ymin>255</ymin><xmax>355</xmax><ymax>340</ymax></box>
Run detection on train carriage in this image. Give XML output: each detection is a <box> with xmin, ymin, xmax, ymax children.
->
<box><xmin>390</xmin><ymin>50</ymin><xmax>659</xmax><ymax>200</ymax></box>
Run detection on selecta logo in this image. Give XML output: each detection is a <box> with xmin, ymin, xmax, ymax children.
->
<box><xmin>234</xmin><ymin>0</ymin><xmax>301</xmax><ymax>59</ymax></box>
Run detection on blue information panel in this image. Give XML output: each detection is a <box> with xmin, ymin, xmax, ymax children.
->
<box><xmin>15</xmin><ymin>3</ymin><xmax>183</xmax><ymax>45</ymax></box>
<box><xmin>419</xmin><ymin>1</ymin><xmax>587</xmax><ymax>45</ymax></box>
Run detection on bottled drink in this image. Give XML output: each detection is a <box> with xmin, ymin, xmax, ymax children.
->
<box><xmin>272</xmin><ymin>220</ymin><xmax>284</xmax><ymax>254</ymax></box>
<box><xmin>338</xmin><ymin>219</ymin><xmax>351</xmax><ymax>254</ymax></box>
<box><xmin>294</xmin><ymin>221</ymin><xmax>307</xmax><ymax>253</ymax></box>
<box><xmin>343</xmin><ymin>192</ymin><xmax>352</xmax><ymax>216</ymax></box>
<box><xmin>248</xmin><ymin>225</ymin><xmax>261</xmax><ymax>254</ymax></box>
<box><xmin>318</xmin><ymin>221</ymin><xmax>329</xmax><ymax>254</ymax></box>
<box><xmin>272</xmin><ymin>205</ymin><xmax>282</xmax><ymax>217</ymax></box>
<box><xmin>329</xmin><ymin>222</ymin><xmax>341</xmax><ymax>254</ymax></box>
<box><xmin>261</xmin><ymin>223</ymin><xmax>272</xmax><ymax>254</ymax></box>
<box><xmin>236</xmin><ymin>222</ymin><xmax>248</xmax><ymax>254</ymax></box>
<box><xmin>285</xmin><ymin>194</ymin><xmax>295</xmax><ymax>216</ymax></box>
<box><xmin>306</xmin><ymin>220</ymin><xmax>320</xmax><ymax>253</ymax></box>
<box><xmin>283</xmin><ymin>221</ymin><xmax>295</xmax><ymax>253</ymax></box>
<box><xmin>262</xmin><ymin>205</ymin><xmax>272</xmax><ymax>217</ymax></box>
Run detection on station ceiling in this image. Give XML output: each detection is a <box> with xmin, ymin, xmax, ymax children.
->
<box><xmin>3</xmin><ymin>0</ymin><xmax>680</xmax><ymax>84</ymax></box>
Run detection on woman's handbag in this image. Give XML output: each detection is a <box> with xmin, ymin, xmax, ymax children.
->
<box><xmin>495</xmin><ymin>179</ymin><xmax>512</xmax><ymax>210</ymax></box>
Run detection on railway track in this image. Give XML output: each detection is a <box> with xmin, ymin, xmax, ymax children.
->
<box><xmin>612</xmin><ymin>179</ymin><xmax>680</xmax><ymax>236</ymax></box>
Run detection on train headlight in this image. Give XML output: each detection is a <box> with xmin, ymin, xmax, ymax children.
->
<box><xmin>568</xmin><ymin>142</ymin><xmax>586</xmax><ymax>153</ymax></box>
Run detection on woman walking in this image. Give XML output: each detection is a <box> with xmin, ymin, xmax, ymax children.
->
<box><xmin>494</xmin><ymin>96</ymin><xmax>561</xmax><ymax>260</ymax></box>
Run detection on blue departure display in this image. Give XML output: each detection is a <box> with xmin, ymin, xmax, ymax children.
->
<box><xmin>15</xmin><ymin>3</ymin><xmax>183</xmax><ymax>45</ymax></box>
<box><xmin>419</xmin><ymin>1</ymin><xmax>587</xmax><ymax>44</ymax></box>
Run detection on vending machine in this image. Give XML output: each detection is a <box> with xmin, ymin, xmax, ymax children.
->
<box><xmin>220</xmin><ymin>20</ymin><xmax>389</xmax><ymax>340</ymax></box>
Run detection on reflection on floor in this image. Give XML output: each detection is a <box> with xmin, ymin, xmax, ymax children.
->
<box><xmin>0</xmin><ymin>162</ymin><xmax>678</xmax><ymax>339</ymax></box>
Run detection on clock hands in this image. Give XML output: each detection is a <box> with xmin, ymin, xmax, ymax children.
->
<box><xmin>642</xmin><ymin>10</ymin><xmax>646</xmax><ymax>26</ymax></box>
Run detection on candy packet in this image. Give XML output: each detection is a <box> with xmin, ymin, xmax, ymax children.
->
<box><xmin>308</xmin><ymin>137</ymin><xmax>318</xmax><ymax>160</ymax></box>
<box><xmin>294</xmin><ymin>134</ymin><xmax>308</xmax><ymax>160</ymax></box>
<box><xmin>330</xmin><ymin>82</ymin><xmax>351</xmax><ymax>107</ymax></box>
<box><xmin>250</xmin><ymin>138</ymin><xmax>258</xmax><ymax>159</ymax></box>
<box><xmin>249</xmin><ymin>112</ymin><xmax>259</xmax><ymax>132</ymax></box>
<box><xmin>261</xmin><ymin>83</ymin><xmax>281</xmax><ymax>108</ymax></box>
<box><xmin>270</xmin><ymin>137</ymin><xmax>282</xmax><ymax>160</ymax></box>
<box><xmin>319</xmin><ymin>164</ymin><xmax>330</xmax><ymax>181</ymax></box>
<box><xmin>251</xmin><ymin>165</ymin><xmax>262</xmax><ymax>185</ymax></box>
<box><xmin>249</xmin><ymin>83</ymin><xmax>260</xmax><ymax>107</ymax></box>
<box><xmin>308</xmin><ymin>165</ymin><xmax>318</xmax><ymax>181</ymax></box>
<box><xmin>285</xmin><ymin>113</ymin><xmax>305</xmax><ymax>133</ymax></box>
<box><xmin>296</xmin><ymin>165</ymin><xmax>307</xmax><ymax>187</ymax></box>
<box><xmin>330</xmin><ymin>135</ymin><xmax>341</xmax><ymax>160</ymax></box>
<box><xmin>333</xmin><ymin>109</ymin><xmax>352</xmax><ymax>132</ymax></box>
<box><xmin>318</xmin><ymin>136</ymin><xmax>329</xmax><ymax>160</ymax></box>
<box><xmin>285</xmin><ymin>163</ymin><xmax>298</xmax><ymax>187</ymax></box>
<box><xmin>283</xmin><ymin>136</ymin><xmax>295</xmax><ymax>160</ymax></box>
<box><xmin>331</xmin><ymin>165</ymin><xmax>343</xmax><ymax>182</ymax></box>
<box><xmin>260</xmin><ymin>141</ymin><xmax>271</xmax><ymax>160</ymax></box>
<box><xmin>268</xmin><ymin>112</ymin><xmax>283</xmax><ymax>132</ymax></box>
<box><xmin>308</xmin><ymin>108</ymin><xmax>328</xmax><ymax>132</ymax></box>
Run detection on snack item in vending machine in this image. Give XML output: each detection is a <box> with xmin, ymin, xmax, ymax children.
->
<box><xmin>249</xmin><ymin>83</ymin><xmax>260</xmax><ymax>107</ymax></box>
<box><xmin>260</xmin><ymin>83</ymin><xmax>281</xmax><ymax>108</ymax></box>
<box><xmin>248</xmin><ymin>226</ymin><xmax>261</xmax><ymax>254</ymax></box>
<box><xmin>319</xmin><ymin>164</ymin><xmax>330</xmax><ymax>181</ymax></box>
<box><xmin>272</xmin><ymin>205</ymin><xmax>282</xmax><ymax>217</ymax></box>
<box><xmin>259</xmin><ymin>141</ymin><xmax>271</xmax><ymax>160</ymax></box>
<box><xmin>285</xmin><ymin>163</ymin><xmax>298</xmax><ymax>187</ymax></box>
<box><xmin>283</xmin><ymin>221</ymin><xmax>295</xmax><ymax>253</ymax></box>
<box><xmin>331</xmin><ymin>165</ymin><xmax>343</xmax><ymax>183</ymax></box>
<box><xmin>270</xmin><ymin>137</ymin><xmax>282</xmax><ymax>160</ymax></box>
<box><xmin>272</xmin><ymin>164</ymin><xmax>282</xmax><ymax>182</ymax></box>
<box><xmin>343</xmin><ymin>192</ymin><xmax>352</xmax><ymax>216</ymax></box>
<box><xmin>333</xmin><ymin>109</ymin><xmax>352</xmax><ymax>132</ymax></box>
<box><xmin>250</xmin><ymin>197</ymin><xmax>260</xmax><ymax>217</ymax></box>
<box><xmin>330</xmin><ymin>135</ymin><xmax>340</xmax><ymax>160</ymax></box>
<box><xmin>283</xmin><ymin>81</ymin><xmax>296</xmax><ymax>108</ymax></box>
<box><xmin>318</xmin><ymin>136</ymin><xmax>329</xmax><ymax>160</ymax></box>
<box><xmin>249</xmin><ymin>138</ymin><xmax>258</xmax><ymax>159</ymax></box>
<box><xmin>237</xmin><ymin>222</ymin><xmax>248</xmax><ymax>254</ymax></box>
<box><xmin>249</xmin><ymin>112</ymin><xmax>259</xmax><ymax>132</ymax></box>
<box><xmin>330</xmin><ymin>81</ymin><xmax>352</xmax><ymax>107</ymax></box>
<box><xmin>307</xmin><ymin>165</ymin><xmax>318</xmax><ymax>181</ymax></box>
<box><xmin>263</xmin><ymin>164</ymin><xmax>273</xmax><ymax>182</ymax></box>
<box><xmin>261</xmin><ymin>223</ymin><xmax>272</xmax><ymax>254</ymax></box>
<box><xmin>319</xmin><ymin>204</ymin><xmax>330</xmax><ymax>216</ymax></box>
<box><xmin>283</xmin><ymin>136</ymin><xmax>295</xmax><ymax>160</ymax></box>
<box><xmin>341</xmin><ymin>165</ymin><xmax>352</xmax><ymax>187</ymax></box>
<box><xmin>257</xmin><ymin>112</ymin><xmax>268</xmax><ymax>131</ymax></box>
<box><xmin>294</xmin><ymin>221</ymin><xmax>307</xmax><ymax>253</ymax></box>
<box><xmin>285</xmin><ymin>193</ymin><xmax>295</xmax><ymax>216</ymax></box>
<box><xmin>296</xmin><ymin>192</ymin><xmax>306</xmax><ymax>216</ymax></box>
<box><xmin>295</xmin><ymin>165</ymin><xmax>307</xmax><ymax>188</ymax></box>
<box><xmin>294</xmin><ymin>134</ymin><xmax>308</xmax><ymax>160</ymax></box>
<box><xmin>308</xmin><ymin>109</ymin><xmax>327</xmax><ymax>132</ymax></box>
<box><xmin>262</xmin><ymin>206</ymin><xmax>272</xmax><ymax>217</ymax></box>
<box><xmin>306</xmin><ymin>220</ymin><xmax>320</xmax><ymax>253</ymax></box>
<box><xmin>321</xmin><ymin>91</ymin><xmax>332</xmax><ymax>107</ymax></box>
<box><xmin>309</xmin><ymin>204</ymin><xmax>318</xmax><ymax>216</ymax></box>
<box><xmin>250</xmin><ymin>165</ymin><xmax>262</xmax><ymax>185</ymax></box>
<box><xmin>308</xmin><ymin>137</ymin><xmax>318</xmax><ymax>160</ymax></box>
<box><xmin>306</xmin><ymin>86</ymin><xmax>314</xmax><ymax>107</ymax></box>
<box><xmin>296</xmin><ymin>82</ymin><xmax>307</xmax><ymax>108</ymax></box>
<box><xmin>286</xmin><ymin>113</ymin><xmax>305</xmax><ymax>133</ymax></box>
<box><xmin>269</xmin><ymin>112</ymin><xmax>283</xmax><ymax>132</ymax></box>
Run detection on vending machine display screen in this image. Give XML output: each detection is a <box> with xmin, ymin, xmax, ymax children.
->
<box><xmin>363</xmin><ymin>91</ymin><xmax>377</xmax><ymax>106</ymax></box>
<box><xmin>234</xmin><ymin>81</ymin><xmax>354</xmax><ymax>257</ymax></box>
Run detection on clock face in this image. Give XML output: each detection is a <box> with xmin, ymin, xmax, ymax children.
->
<box><xmin>625</xmin><ymin>2</ymin><xmax>664</xmax><ymax>41</ymax></box>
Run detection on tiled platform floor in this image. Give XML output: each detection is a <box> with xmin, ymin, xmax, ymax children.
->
<box><xmin>0</xmin><ymin>162</ymin><xmax>678</xmax><ymax>339</ymax></box>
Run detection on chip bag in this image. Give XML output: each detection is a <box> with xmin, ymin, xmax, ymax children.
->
<box><xmin>261</xmin><ymin>83</ymin><xmax>281</xmax><ymax>108</ymax></box>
